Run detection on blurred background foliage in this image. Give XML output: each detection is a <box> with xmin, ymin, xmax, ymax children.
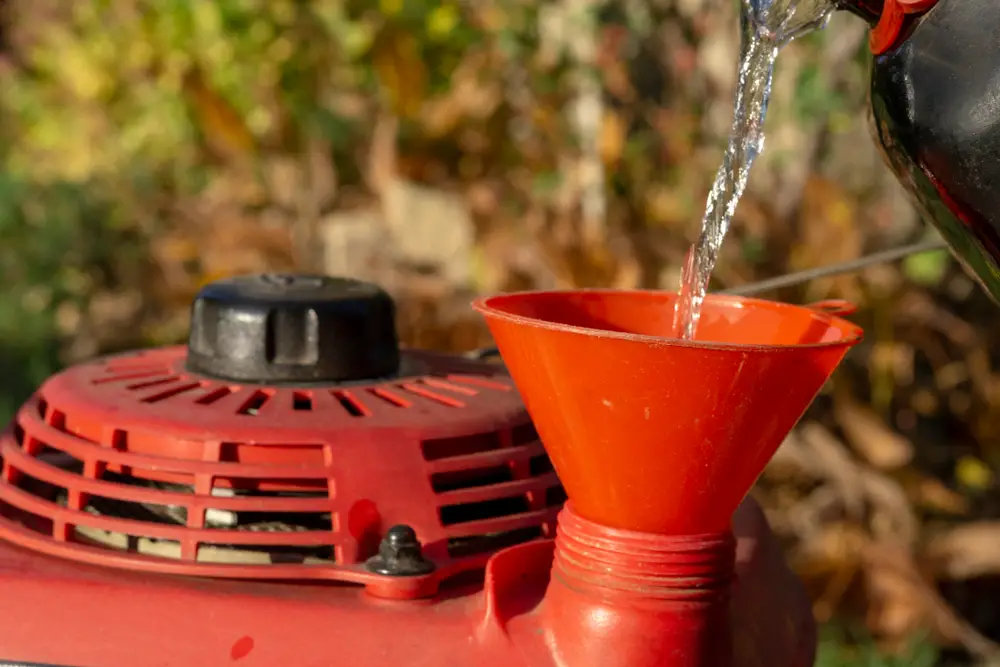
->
<box><xmin>2</xmin><ymin>0</ymin><xmax>1000</xmax><ymax>664</ymax></box>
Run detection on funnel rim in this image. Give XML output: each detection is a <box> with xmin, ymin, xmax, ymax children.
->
<box><xmin>472</xmin><ymin>288</ymin><xmax>863</xmax><ymax>352</ymax></box>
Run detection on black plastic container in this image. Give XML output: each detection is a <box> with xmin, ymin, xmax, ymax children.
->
<box><xmin>839</xmin><ymin>0</ymin><xmax>1000</xmax><ymax>301</ymax></box>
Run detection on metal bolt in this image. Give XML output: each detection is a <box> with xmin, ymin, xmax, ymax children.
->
<box><xmin>365</xmin><ymin>525</ymin><xmax>436</xmax><ymax>577</ymax></box>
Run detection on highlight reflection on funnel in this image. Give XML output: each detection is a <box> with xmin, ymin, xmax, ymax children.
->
<box><xmin>473</xmin><ymin>290</ymin><xmax>862</xmax><ymax>535</ymax></box>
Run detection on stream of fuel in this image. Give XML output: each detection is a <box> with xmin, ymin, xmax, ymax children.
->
<box><xmin>672</xmin><ymin>0</ymin><xmax>839</xmax><ymax>339</ymax></box>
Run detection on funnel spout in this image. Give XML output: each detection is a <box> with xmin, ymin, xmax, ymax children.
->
<box><xmin>473</xmin><ymin>289</ymin><xmax>861</xmax><ymax>534</ymax></box>
<box><xmin>542</xmin><ymin>504</ymin><xmax>735</xmax><ymax>667</ymax></box>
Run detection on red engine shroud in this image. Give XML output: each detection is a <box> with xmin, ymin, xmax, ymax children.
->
<box><xmin>0</xmin><ymin>346</ymin><xmax>567</xmax><ymax>599</ymax></box>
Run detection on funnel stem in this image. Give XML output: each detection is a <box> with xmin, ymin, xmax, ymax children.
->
<box><xmin>543</xmin><ymin>504</ymin><xmax>736</xmax><ymax>667</ymax></box>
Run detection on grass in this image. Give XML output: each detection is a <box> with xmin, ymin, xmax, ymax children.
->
<box><xmin>816</xmin><ymin>624</ymin><xmax>941</xmax><ymax>667</ymax></box>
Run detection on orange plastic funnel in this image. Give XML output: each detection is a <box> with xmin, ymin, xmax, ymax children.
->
<box><xmin>473</xmin><ymin>290</ymin><xmax>862</xmax><ymax>534</ymax></box>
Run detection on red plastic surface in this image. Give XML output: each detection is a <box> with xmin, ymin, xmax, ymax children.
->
<box><xmin>869</xmin><ymin>0</ymin><xmax>939</xmax><ymax>55</ymax></box>
<box><xmin>473</xmin><ymin>289</ymin><xmax>862</xmax><ymax>534</ymax></box>
<box><xmin>0</xmin><ymin>501</ymin><xmax>815</xmax><ymax>667</ymax></box>
<box><xmin>541</xmin><ymin>505</ymin><xmax>735</xmax><ymax>667</ymax></box>
<box><xmin>0</xmin><ymin>346</ymin><xmax>564</xmax><ymax>597</ymax></box>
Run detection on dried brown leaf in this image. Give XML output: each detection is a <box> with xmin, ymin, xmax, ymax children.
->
<box><xmin>773</xmin><ymin>424</ymin><xmax>918</xmax><ymax>544</ymax></box>
<box><xmin>182</xmin><ymin>68</ymin><xmax>257</xmax><ymax>166</ymax></box>
<box><xmin>863</xmin><ymin>542</ymin><xmax>999</xmax><ymax>658</ymax></box>
<box><xmin>924</xmin><ymin>521</ymin><xmax>1000</xmax><ymax>581</ymax></box>
<box><xmin>834</xmin><ymin>398</ymin><xmax>914</xmax><ymax>470</ymax></box>
<box><xmin>371</xmin><ymin>27</ymin><xmax>428</xmax><ymax>120</ymax></box>
<box><xmin>897</xmin><ymin>469</ymin><xmax>968</xmax><ymax>516</ymax></box>
<box><xmin>600</xmin><ymin>110</ymin><xmax>626</xmax><ymax>166</ymax></box>
<box><xmin>420</xmin><ymin>50</ymin><xmax>502</xmax><ymax>138</ymax></box>
<box><xmin>862</xmin><ymin>544</ymin><xmax>939</xmax><ymax>648</ymax></box>
<box><xmin>790</xmin><ymin>521</ymin><xmax>868</xmax><ymax>623</ymax></box>
<box><xmin>798</xmin><ymin>422</ymin><xmax>867</xmax><ymax>517</ymax></box>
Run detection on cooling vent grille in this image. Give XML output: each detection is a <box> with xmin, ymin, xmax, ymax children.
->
<box><xmin>422</xmin><ymin>425</ymin><xmax>565</xmax><ymax>559</ymax></box>
<box><xmin>3</xmin><ymin>397</ymin><xmax>344</xmax><ymax>566</ymax></box>
<box><xmin>0</xmin><ymin>347</ymin><xmax>564</xmax><ymax>595</ymax></box>
<box><xmin>84</xmin><ymin>349</ymin><xmax>514</xmax><ymax>415</ymax></box>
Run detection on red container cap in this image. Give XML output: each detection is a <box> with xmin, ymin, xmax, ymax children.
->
<box><xmin>473</xmin><ymin>290</ymin><xmax>863</xmax><ymax>534</ymax></box>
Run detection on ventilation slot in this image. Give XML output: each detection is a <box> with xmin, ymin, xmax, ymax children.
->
<box><xmin>367</xmin><ymin>387</ymin><xmax>409</xmax><ymax>408</ymax></box>
<box><xmin>88</xmin><ymin>495</ymin><xmax>187</xmax><ymax>525</ymax></box>
<box><xmin>422</xmin><ymin>432</ymin><xmax>501</xmax><ymax>461</ymax></box>
<box><xmin>512</xmin><ymin>422</ymin><xmax>538</xmax><ymax>445</ymax></box>
<box><xmin>127</xmin><ymin>376</ymin><xmax>181</xmax><ymax>391</ymax></box>
<box><xmin>529</xmin><ymin>455</ymin><xmax>554</xmax><ymax>476</ymax></box>
<box><xmin>447</xmin><ymin>526</ymin><xmax>544</xmax><ymax>558</ymax></box>
<box><xmin>293</xmin><ymin>392</ymin><xmax>313</xmax><ymax>411</ymax></box>
<box><xmin>333</xmin><ymin>390</ymin><xmax>369</xmax><ymax>417</ymax></box>
<box><xmin>401</xmin><ymin>383</ymin><xmax>464</xmax><ymax>408</ymax></box>
<box><xmin>196</xmin><ymin>386</ymin><xmax>233</xmax><ymax>405</ymax></box>
<box><xmin>34</xmin><ymin>443</ymin><xmax>85</xmax><ymax>473</ymax></box>
<box><xmin>420</xmin><ymin>378</ymin><xmax>479</xmax><ymax>396</ymax></box>
<box><xmin>0</xmin><ymin>470</ymin><xmax>61</xmax><ymax>534</ymax></box>
<box><xmin>195</xmin><ymin>543</ymin><xmax>335</xmax><ymax>566</ymax></box>
<box><xmin>439</xmin><ymin>495</ymin><xmax>530</xmax><ymax>526</ymax></box>
<box><xmin>238</xmin><ymin>390</ymin><xmax>271</xmax><ymax>416</ymax></box>
<box><xmin>546</xmin><ymin>486</ymin><xmax>568</xmax><ymax>507</ymax></box>
<box><xmin>430</xmin><ymin>466</ymin><xmax>514</xmax><ymax>493</ymax></box>
<box><xmin>445</xmin><ymin>375</ymin><xmax>512</xmax><ymax>391</ymax></box>
<box><xmin>72</xmin><ymin>533</ymin><xmax>183</xmax><ymax>560</ymax></box>
<box><xmin>46</xmin><ymin>409</ymin><xmax>66</xmax><ymax>431</ymax></box>
<box><xmin>102</xmin><ymin>470</ymin><xmax>190</xmax><ymax>492</ymax></box>
<box><xmin>228</xmin><ymin>510</ymin><xmax>333</xmax><ymax>532</ymax></box>
<box><xmin>142</xmin><ymin>382</ymin><xmax>204</xmax><ymax>404</ymax></box>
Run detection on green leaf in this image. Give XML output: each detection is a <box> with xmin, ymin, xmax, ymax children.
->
<box><xmin>902</xmin><ymin>249</ymin><xmax>950</xmax><ymax>286</ymax></box>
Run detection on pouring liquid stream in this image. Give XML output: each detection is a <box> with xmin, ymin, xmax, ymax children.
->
<box><xmin>672</xmin><ymin>0</ymin><xmax>838</xmax><ymax>340</ymax></box>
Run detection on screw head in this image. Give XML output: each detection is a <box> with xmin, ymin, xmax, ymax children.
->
<box><xmin>365</xmin><ymin>524</ymin><xmax>436</xmax><ymax>577</ymax></box>
<box><xmin>384</xmin><ymin>525</ymin><xmax>419</xmax><ymax>549</ymax></box>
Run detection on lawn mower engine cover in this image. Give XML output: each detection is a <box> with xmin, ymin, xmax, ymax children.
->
<box><xmin>0</xmin><ymin>274</ymin><xmax>567</xmax><ymax>667</ymax></box>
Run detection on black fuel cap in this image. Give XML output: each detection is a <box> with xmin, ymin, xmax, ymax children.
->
<box><xmin>186</xmin><ymin>274</ymin><xmax>401</xmax><ymax>384</ymax></box>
